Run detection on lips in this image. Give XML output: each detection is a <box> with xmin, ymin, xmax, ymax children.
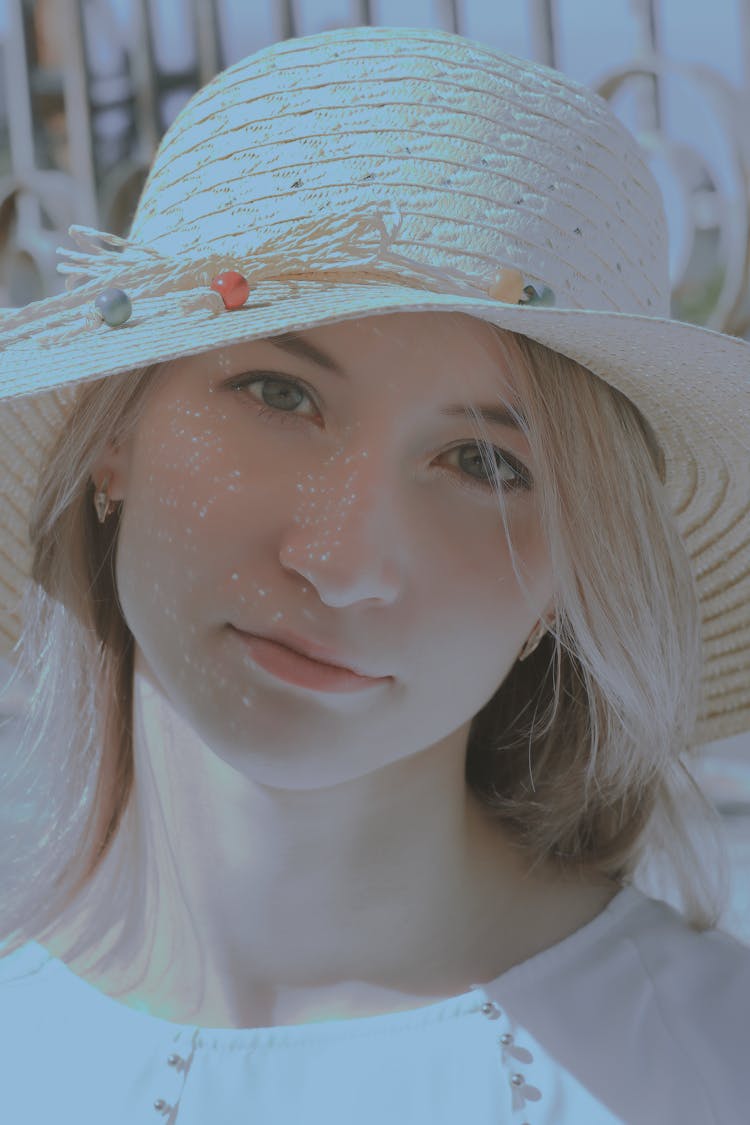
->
<box><xmin>230</xmin><ymin>625</ymin><xmax>389</xmax><ymax>679</ymax></box>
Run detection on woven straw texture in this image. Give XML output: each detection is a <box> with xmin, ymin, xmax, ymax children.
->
<box><xmin>0</xmin><ymin>25</ymin><xmax>749</xmax><ymax>747</ymax></box>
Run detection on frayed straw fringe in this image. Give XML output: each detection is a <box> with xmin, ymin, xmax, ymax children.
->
<box><xmin>0</xmin><ymin>200</ymin><xmax>523</xmax><ymax>354</ymax></box>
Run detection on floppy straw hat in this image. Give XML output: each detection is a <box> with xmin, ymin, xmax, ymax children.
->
<box><xmin>0</xmin><ymin>24</ymin><xmax>749</xmax><ymax>745</ymax></box>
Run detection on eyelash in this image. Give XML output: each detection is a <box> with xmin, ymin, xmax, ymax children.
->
<box><xmin>227</xmin><ymin>372</ymin><xmax>532</xmax><ymax>496</ymax></box>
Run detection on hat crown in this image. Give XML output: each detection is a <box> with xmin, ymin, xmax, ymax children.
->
<box><xmin>129</xmin><ymin>25</ymin><xmax>670</xmax><ymax>317</ymax></box>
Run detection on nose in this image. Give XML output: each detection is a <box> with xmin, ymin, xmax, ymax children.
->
<box><xmin>278</xmin><ymin>450</ymin><xmax>403</xmax><ymax>608</ymax></box>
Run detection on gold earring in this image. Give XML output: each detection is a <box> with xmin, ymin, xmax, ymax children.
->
<box><xmin>518</xmin><ymin>618</ymin><xmax>550</xmax><ymax>662</ymax></box>
<box><xmin>93</xmin><ymin>474</ymin><xmax>116</xmax><ymax>524</ymax></box>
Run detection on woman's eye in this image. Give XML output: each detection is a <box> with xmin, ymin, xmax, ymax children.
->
<box><xmin>442</xmin><ymin>443</ymin><xmax>532</xmax><ymax>494</ymax></box>
<box><xmin>227</xmin><ymin>373</ymin><xmax>532</xmax><ymax>494</ymax></box>
<box><xmin>229</xmin><ymin>372</ymin><xmax>319</xmax><ymax>422</ymax></box>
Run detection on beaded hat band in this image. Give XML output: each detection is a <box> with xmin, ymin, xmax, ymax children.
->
<box><xmin>0</xmin><ymin>25</ymin><xmax>749</xmax><ymax>746</ymax></box>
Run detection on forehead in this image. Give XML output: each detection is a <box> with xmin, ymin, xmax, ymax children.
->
<box><xmin>210</xmin><ymin>311</ymin><xmax>522</xmax><ymax>401</ymax></box>
<box><xmin>301</xmin><ymin>311</ymin><xmax>513</xmax><ymax>368</ymax></box>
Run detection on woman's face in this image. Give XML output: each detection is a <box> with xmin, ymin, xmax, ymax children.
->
<box><xmin>103</xmin><ymin>311</ymin><xmax>554</xmax><ymax>788</ymax></box>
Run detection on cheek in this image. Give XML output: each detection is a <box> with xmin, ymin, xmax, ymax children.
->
<box><xmin>114</xmin><ymin>415</ymin><xmax>228</xmax><ymax>617</ymax></box>
<box><xmin>131</xmin><ymin>402</ymin><xmax>241</xmax><ymax>533</ymax></box>
<box><xmin>428</xmin><ymin>514</ymin><xmax>552</xmax><ymax>656</ymax></box>
<box><xmin>442</xmin><ymin>507</ymin><xmax>547</xmax><ymax>590</ymax></box>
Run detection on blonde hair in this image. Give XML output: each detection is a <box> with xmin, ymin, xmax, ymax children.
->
<box><xmin>0</xmin><ymin>321</ymin><xmax>730</xmax><ymax>971</ymax></box>
<box><xmin>465</xmin><ymin>328</ymin><xmax>729</xmax><ymax>925</ymax></box>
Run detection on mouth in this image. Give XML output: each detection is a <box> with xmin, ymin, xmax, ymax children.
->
<box><xmin>228</xmin><ymin>627</ymin><xmax>392</xmax><ymax>694</ymax></box>
<box><xmin>230</xmin><ymin>625</ymin><xmax>389</xmax><ymax>679</ymax></box>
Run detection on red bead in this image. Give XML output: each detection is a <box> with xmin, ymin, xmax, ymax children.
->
<box><xmin>210</xmin><ymin>270</ymin><xmax>250</xmax><ymax>310</ymax></box>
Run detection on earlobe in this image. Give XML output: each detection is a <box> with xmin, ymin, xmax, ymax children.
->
<box><xmin>90</xmin><ymin>438</ymin><xmax>131</xmax><ymax>503</ymax></box>
<box><xmin>93</xmin><ymin>474</ymin><xmax>117</xmax><ymax>524</ymax></box>
<box><xmin>91</xmin><ymin>435</ymin><xmax>133</xmax><ymax>522</ymax></box>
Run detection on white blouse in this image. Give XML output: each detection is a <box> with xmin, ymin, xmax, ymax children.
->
<box><xmin>0</xmin><ymin>884</ymin><xmax>748</xmax><ymax>1124</ymax></box>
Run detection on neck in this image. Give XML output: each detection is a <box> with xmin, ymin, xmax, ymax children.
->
<box><xmin>41</xmin><ymin>665</ymin><xmax>618</xmax><ymax>1028</ymax></box>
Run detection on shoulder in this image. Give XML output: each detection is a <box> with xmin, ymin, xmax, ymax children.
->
<box><xmin>622</xmin><ymin>888</ymin><xmax>750</xmax><ymax>1003</ymax></box>
<box><xmin>0</xmin><ymin>940</ymin><xmax>61</xmax><ymax>1098</ymax></box>
<box><xmin>0</xmin><ymin>940</ymin><xmax>180</xmax><ymax>1121</ymax></box>
<box><xmin>0</xmin><ymin>938</ymin><xmax>55</xmax><ymax>997</ymax></box>
<box><xmin>0</xmin><ymin>940</ymin><xmax>59</xmax><ymax>1037</ymax></box>
<box><xmin>485</xmin><ymin>886</ymin><xmax>750</xmax><ymax>1124</ymax></box>
<box><xmin>497</xmin><ymin>883</ymin><xmax>750</xmax><ymax>1005</ymax></box>
<box><xmin>601</xmin><ymin>890</ymin><xmax>750</xmax><ymax>1123</ymax></box>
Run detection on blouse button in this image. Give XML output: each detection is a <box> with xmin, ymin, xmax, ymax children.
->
<box><xmin>480</xmin><ymin>1000</ymin><xmax>502</xmax><ymax>1019</ymax></box>
<box><xmin>500</xmin><ymin>1033</ymin><xmax>513</xmax><ymax>1045</ymax></box>
<box><xmin>511</xmin><ymin>1073</ymin><xmax>525</xmax><ymax>1087</ymax></box>
<box><xmin>153</xmin><ymin>1098</ymin><xmax>171</xmax><ymax>1113</ymax></box>
<box><xmin>167</xmin><ymin>1053</ymin><xmax>182</xmax><ymax>1066</ymax></box>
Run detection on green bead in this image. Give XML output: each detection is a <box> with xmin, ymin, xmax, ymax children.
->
<box><xmin>94</xmin><ymin>287</ymin><xmax>132</xmax><ymax>327</ymax></box>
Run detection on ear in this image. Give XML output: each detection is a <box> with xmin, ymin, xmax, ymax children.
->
<box><xmin>90</xmin><ymin>436</ymin><xmax>134</xmax><ymax>503</ymax></box>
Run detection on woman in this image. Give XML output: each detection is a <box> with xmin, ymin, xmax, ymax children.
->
<box><xmin>0</xmin><ymin>23</ymin><xmax>748</xmax><ymax>1125</ymax></box>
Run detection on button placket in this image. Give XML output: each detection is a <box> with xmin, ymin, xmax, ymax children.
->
<box><xmin>476</xmin><ymin>994</ymin><xmax>543</xmax><ymax>1123</ymax></box>
<box><xmin>151</xmin><ymin>1029</ymin><xmax>200</xmax><ymax>1122</ymax></box>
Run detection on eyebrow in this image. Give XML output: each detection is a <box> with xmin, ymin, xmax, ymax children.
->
<box><xmin>268</xmin><ymin>332</ymin><xmax>527</xmax><ymax>433</ymax></box>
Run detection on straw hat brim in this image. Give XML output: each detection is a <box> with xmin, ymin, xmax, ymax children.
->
<box><xmin>1</xmin><ymin>276</ymin><xmax>749</xmax><ymax>746</ymax></box>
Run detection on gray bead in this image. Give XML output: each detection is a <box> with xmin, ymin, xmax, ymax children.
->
<box><xmin>94</xmin><ymin>287</ymin><xmax>132</xmax><ymax>327</ymax></box>
<box><xmin>167</xmin><ymin>1054</ymin><xmax>181</xmax><ymax>1066</ymax></box>
<box><xmin>481</xmin><ymin>1000</ymin><xmax>501</xmax><ymax>1019</ymax></box>
<box><xmin>500</xmin><ymin>1033</ymin><xmax>513</xmax><ymax>1045</ymax></box>
<box><xmin>511</xmin><ymin>1073</ymin><xmax>525</xmax><ymax>1087</ymax></box>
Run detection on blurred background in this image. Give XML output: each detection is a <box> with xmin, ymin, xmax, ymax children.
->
<box><xmin>0</xmin><ymin>0</ymin><xmax>749</xmax><ymax>939</ymax></box>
